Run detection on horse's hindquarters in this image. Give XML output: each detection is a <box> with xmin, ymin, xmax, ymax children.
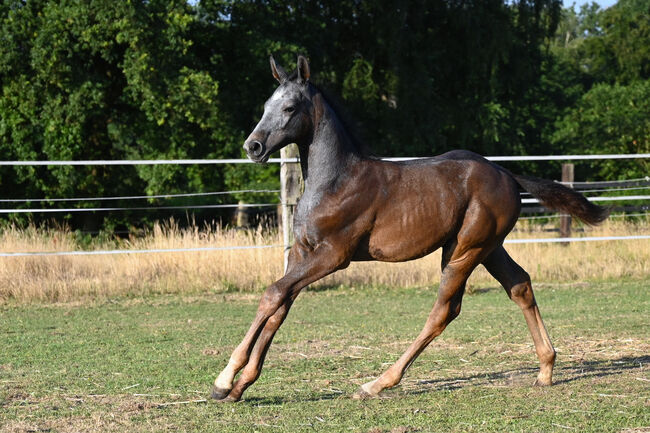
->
<box><xmin>359</xmin><ymin>159</ymin><xmax>520</xmax><ymax>262</ymax></box>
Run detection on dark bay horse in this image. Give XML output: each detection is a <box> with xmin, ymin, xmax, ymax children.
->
<box><xmin>212</xmin><ymin>55</ymin><xmax>608</xmax><ymax>402</ymax></box>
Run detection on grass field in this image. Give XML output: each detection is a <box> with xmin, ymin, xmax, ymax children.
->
<box><xmin>2</xmin><ymin>280</ymin><xmax>648</xmax><ymax>432</ymax></box>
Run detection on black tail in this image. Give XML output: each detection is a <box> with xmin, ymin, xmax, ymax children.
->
<box><xmin>512</xmin><ymin>174</ymin><xmax>610</xmax><ymax>225</ymax></box>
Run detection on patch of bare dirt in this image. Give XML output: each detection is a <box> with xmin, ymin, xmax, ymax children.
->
<box><xmin>201</xmin><ymin>347</ymin><xmax>221</xmax><ymax>356</ymax></box>
<box><xmin>0</xmin><ymin>391</ymin><xmax>208</xmax><ymax>433</ymax></box>
<box><xmin>1</xmin><ymin>413</ymin><xmax>133</xmax><ymax>433</ymax></box>
<box><xmin>367</xmin><ymin>427</ymin><xmax>422</xmax><ymax>433</ymax></box>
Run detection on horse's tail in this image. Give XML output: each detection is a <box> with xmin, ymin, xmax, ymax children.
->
<box><xmin>511</xmin><ymin>173</ymin><xmax>609</xmax><ymax>225</ymax></box>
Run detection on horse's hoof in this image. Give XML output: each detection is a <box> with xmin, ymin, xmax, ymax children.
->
<box><xmin>352</xmin><ymin>387</ymin><xmax>378</xmax><ymax>400</ymax></box>
<box><xmin>211</xmin><ymin>386</ymin><xmax>233</xmax><ymax>400</ymax></box>
<box><xmin>213</xmin><ymin>394</ymin><xmax>240</xmax><ymax>403</ymax></box>
<box><xmin>533</xmin><ymin>378</ymin><xmax>552</xmax><ymax>387</ymax></box>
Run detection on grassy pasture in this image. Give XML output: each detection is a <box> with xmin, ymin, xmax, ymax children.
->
<box><xmin>1</xmin><ymin>281</ymin><xmax>648</xmax><ymax>432</ymax></box>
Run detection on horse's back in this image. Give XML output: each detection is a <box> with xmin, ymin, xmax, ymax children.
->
<box><xmin>356</xmin><ymin>152</ymin><xmax>520</xmax><ymax>262</ymax></box>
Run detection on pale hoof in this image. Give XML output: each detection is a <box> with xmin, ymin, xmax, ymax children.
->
<box><xmin>352</xmin><ymin>386</ymin><xmax>378</xmax><ymax>400</ymax></box>
<box><xmin>210</xmin><ymin>386</ymin><xmax>233</xmax><ymax>400</ymax></box>
<box><xmin>533</xmin><ymin>377</ymin><xmax>552</xmax><ymax>387</ymax></box>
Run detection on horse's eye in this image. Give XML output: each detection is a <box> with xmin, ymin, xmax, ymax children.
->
<box><xmin>284</xmin><ymin>106</ymin><xmax>295</xmax><ymax>114</ymax></box>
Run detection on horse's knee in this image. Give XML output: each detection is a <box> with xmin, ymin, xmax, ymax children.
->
<box><xmin>509</xmin><ymin>275</ymin><xmax>536</xmax><ymax>308</ymax></box>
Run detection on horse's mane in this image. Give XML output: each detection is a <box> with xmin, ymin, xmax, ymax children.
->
<box><xmin>310</xmin><ymin>82</ymin><xmax>373</xmax><ymax>158</ymax></box>
<box><xmin>287</xmin><ymin>69</ymin><xmax>373</xmax><ymax>157</ymax></box>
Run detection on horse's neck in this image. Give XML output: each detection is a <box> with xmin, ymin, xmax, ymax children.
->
<box><xmin>298</xmin><ymin>93</ymin><xmax>361</xmax><ymax>191</ymax></box>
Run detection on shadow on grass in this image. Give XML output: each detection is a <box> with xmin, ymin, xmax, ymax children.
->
<box><xmin>241</xmin><ymin>355</ymin><xmax>648</xmax><ymax>404</ymax></box>
<box><xmin>305</xmin><ymin>283</ymin><xmax>348</xmax><ymax>293</ymax></box>
<box><xmin>553</xmin><ymin>355</ymin><xmax>649</xmax><ymax>385</ymax></box>
<box><xmin>243</xmin><ymin>391</ymin><xmax>342</xmax><ymax>405</ymax></box>
<box><xmin>305</xmin><ymin>283</ymin><xmax>502</xmax><ymax>295</ymax></box>
<box><xmin>466</xmin><ymin>286</ymin><xmax>500</xmax><ymax>296</ymax></box>
<box><xmin>403</xmin><ymin>355</ymin><xmax>650</xmax><ymax>395</ymax></box>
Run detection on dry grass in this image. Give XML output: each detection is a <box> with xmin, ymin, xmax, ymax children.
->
<box><xmin>0</xmin><ymin>217</ymin><xmax>648</xmax><ymax>303</ymax></box>
<box><xmin>0</xmin><ymin>220</ymin><xmax>283</xmax><ymax>303</ymax></box>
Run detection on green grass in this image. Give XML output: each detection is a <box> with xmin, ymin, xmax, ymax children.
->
<box><xmin>1</xmin><ymin>280</ymin><xmax>649</xmax><ymax>432</ymax></box>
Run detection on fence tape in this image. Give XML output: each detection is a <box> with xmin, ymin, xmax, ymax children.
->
<box><xmin>521</xmin><ymin>195</ymin><xmax>650</xmax><ymax>204</ymax></box>
<box><xmin>519</xmin><ymin>212</ymin><xmax>650</xmax><ymax>220</ymax></box>
<box><xmin>0</xmin><ymin>203</ymin><xmax>278</xmax><ymax>213</ymax></box>
<box><xmin>565</xmin><ymin>176</ymin><xmax>650</xmax><ymax>186</ymax></box>
<box><xmin>0</xmin><ymin>235</ymin><xmax>648</xmax><ymax>257</ymax></box>
<box><xmin>504</xmin><ymin>235</ymin><xmax>650</xmax><ymax>244</ymax></box>
<box><xmin>2</xmin><ymin>195</ymin><xmax>646</xmax><ymax>213</ymax></box>
<box><xmin>0</xmin><ymin>189</ymin><xmax>280</xmax><ymax>203</ymax></box>
<box><xmin>0</xmin><ymin>244</ymin><xmax>283</xmax><ymax>257</ymax></box>
<box><xmin>570</xmin><ymin>186</ymin><xmax>650</xmax><ymax>194</ymax></box>
<box><xmin>1</xmin><ymin>154</ymin><xmax>649</xmax><ymax>166</ymax></box>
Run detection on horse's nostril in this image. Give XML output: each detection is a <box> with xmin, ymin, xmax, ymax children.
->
<box><xmin>249</xmin><ymin>140</ymin><xmax>263</xmax><ymax>155</ymax></box>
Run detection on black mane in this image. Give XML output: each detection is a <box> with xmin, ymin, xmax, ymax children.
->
<box><xmin>286</xmin><ymin>67</ymin><xmax>372</xmax><ymax>157</ymax></box>
<box><xmin>310</xmin><ymin>82</ymin><xmax>372</xmax><ymax>158</ymax></box>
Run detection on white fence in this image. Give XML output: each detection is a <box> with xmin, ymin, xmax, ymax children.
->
<box><xmin>0</xmin><ymin>153</ymin><xmax>649</xmax><ymax>257</ymax></box>
<box><xmin>1</xmin><ymin>153</ymin><xmax>649</xmax><ymax>165</ymax></box>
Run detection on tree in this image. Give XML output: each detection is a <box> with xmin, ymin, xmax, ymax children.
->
<box><xmin>552</xmin><ymin>81</ymin><xmax>650</xmax><ymax>180</ymax></box>
<box><xmin>578</xmin><ymin>0</ymin><xmax>650</xmax><ymax>84</ymax></box>
<box><xmin>197</xmin><ymin>0</ymin><xmax>562</xmax><ymax>159</ymax></box>
<box><xmin>0</xmin><ymin>0</ymin><xmax>230</xmax><ymax>229</ymax></box>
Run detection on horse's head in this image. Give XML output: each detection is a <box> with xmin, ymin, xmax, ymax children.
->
<box><xmin>244</xmin><ymin>55</ymin><xmax>313</xmax><ymax>163</ymax></box>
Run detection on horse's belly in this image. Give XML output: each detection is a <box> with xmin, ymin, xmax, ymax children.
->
<box><xmin>362</xmin><ymin>204</ymin><xmax>457</xmax><ymax>262</ymax></box>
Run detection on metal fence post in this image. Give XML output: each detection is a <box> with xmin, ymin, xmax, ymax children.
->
<box><xmin>280</xmin><ymin>144</ymin><xmax>300</xmax><ymax>273</ymax></box>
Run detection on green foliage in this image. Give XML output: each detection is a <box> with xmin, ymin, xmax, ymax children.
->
<box><xmin>0</xmin><ymin>0</ymin><xmax>648</xmax><ymax>230</ymax></box>
<box><xmin>579</xmin><ymin>0</ymin><xmax>650</xmax><ymax>84</ymax></box>
<box><xmin>0</xmin><ymin>0</ymin><xmax>236</xmax><ymax>229</ymax></box>
<box><xmin>553</xmin><ymin>80</ymin><xmax>650</xmax><ymax>179</ymax></box>
<box><xmin>342</xmin><ymin>57</ymin><xmax>380</xmax><ymax>104</ymax></box>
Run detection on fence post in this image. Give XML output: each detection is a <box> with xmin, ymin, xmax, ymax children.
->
<box><xmin>280</xmin><ymin>143</ymin><xmax>301</xmax><ymax>273</ymax></box>
<box><xmin>560</xmin><ymin>163</ymin><xmax>574</xmax><ymax>241</ymax></box>
<box><xmin>235</xmin><ymin>200</ymin><xmax>249</xmax><ymax>227</ymax></box>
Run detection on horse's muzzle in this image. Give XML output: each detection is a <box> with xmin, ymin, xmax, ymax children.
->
<box><xmin>243</xmin><ymin>140</ymin><xmax>266</xmax><ymax>161</ymax></box>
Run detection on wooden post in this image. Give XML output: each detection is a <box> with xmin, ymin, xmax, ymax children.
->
<box><xmin>280</xmin><ymin>143</ymin><xmax>301</xmax><ymax>273</ymax></box>
<box><xmin>235</xmin><ymin>200</ymin><xmax>249</xmax><ymax>228</ymax></box>
<box><xmin>560</xmin><ymin>163</ymin><xmax>574</xmax><ymax>241</ymax></box>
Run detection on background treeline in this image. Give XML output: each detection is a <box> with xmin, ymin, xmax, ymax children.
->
<box><xmin>0</xmin><ymin>0</ymin><xmax>648</xmax><ymax>231</ymax></box>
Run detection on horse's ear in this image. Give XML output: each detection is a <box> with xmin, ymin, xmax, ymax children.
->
<box><xmin>297</xmin><ymin>55</ymin><xmax>310</xmax><ymax>83</ymax></box>
<box><xmin>270</xmin><ymin>55</ymin><xmax>287</xmax><ymax>83</ymax></box>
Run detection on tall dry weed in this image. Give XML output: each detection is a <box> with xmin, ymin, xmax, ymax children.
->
<box><xmin>0</xmin><ymin>217</ymin><xmax>647</xmax><ymax>303</ymax></box>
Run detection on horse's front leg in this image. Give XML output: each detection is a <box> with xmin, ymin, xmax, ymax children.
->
<box><xmin>212</xmin><ymin>242</ymin><xmax>348</xmax><ymax>401</ymax></box>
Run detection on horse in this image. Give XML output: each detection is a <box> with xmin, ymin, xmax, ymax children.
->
<box><xmin>211</xmin><ymin>55</ymin><xmax>608</xmax><ymax>402</ymax></box>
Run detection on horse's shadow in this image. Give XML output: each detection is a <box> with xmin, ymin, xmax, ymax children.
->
<box><xmin>405</xmin><ymin>355</ymin><xmax>649</xmax><ymax>395</ymax></box>
<box><xmin>553</xmin><ymin>355</ymin><xmax>649</xmax><ymax>385</ymax></box>
<box><xmin>241</xmin><ymin>355</ymin><xmax>649</xmax><ymax>405</ymax></box>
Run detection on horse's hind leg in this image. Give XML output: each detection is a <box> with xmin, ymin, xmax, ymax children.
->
<box><xmin>482</xmin><ymin>246</ymin><xmax>556</xmax><ymax>386</ymax></box>
<box><xmin>353</xmin><ymin>245</ymin><xmax>485</xmax><ymax>399</ymax></box>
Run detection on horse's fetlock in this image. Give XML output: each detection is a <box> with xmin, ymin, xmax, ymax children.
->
<box><xmin>543</xmin><ymin>348</ymin><xmax>556</xmax><ymax>365</ymax></box>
